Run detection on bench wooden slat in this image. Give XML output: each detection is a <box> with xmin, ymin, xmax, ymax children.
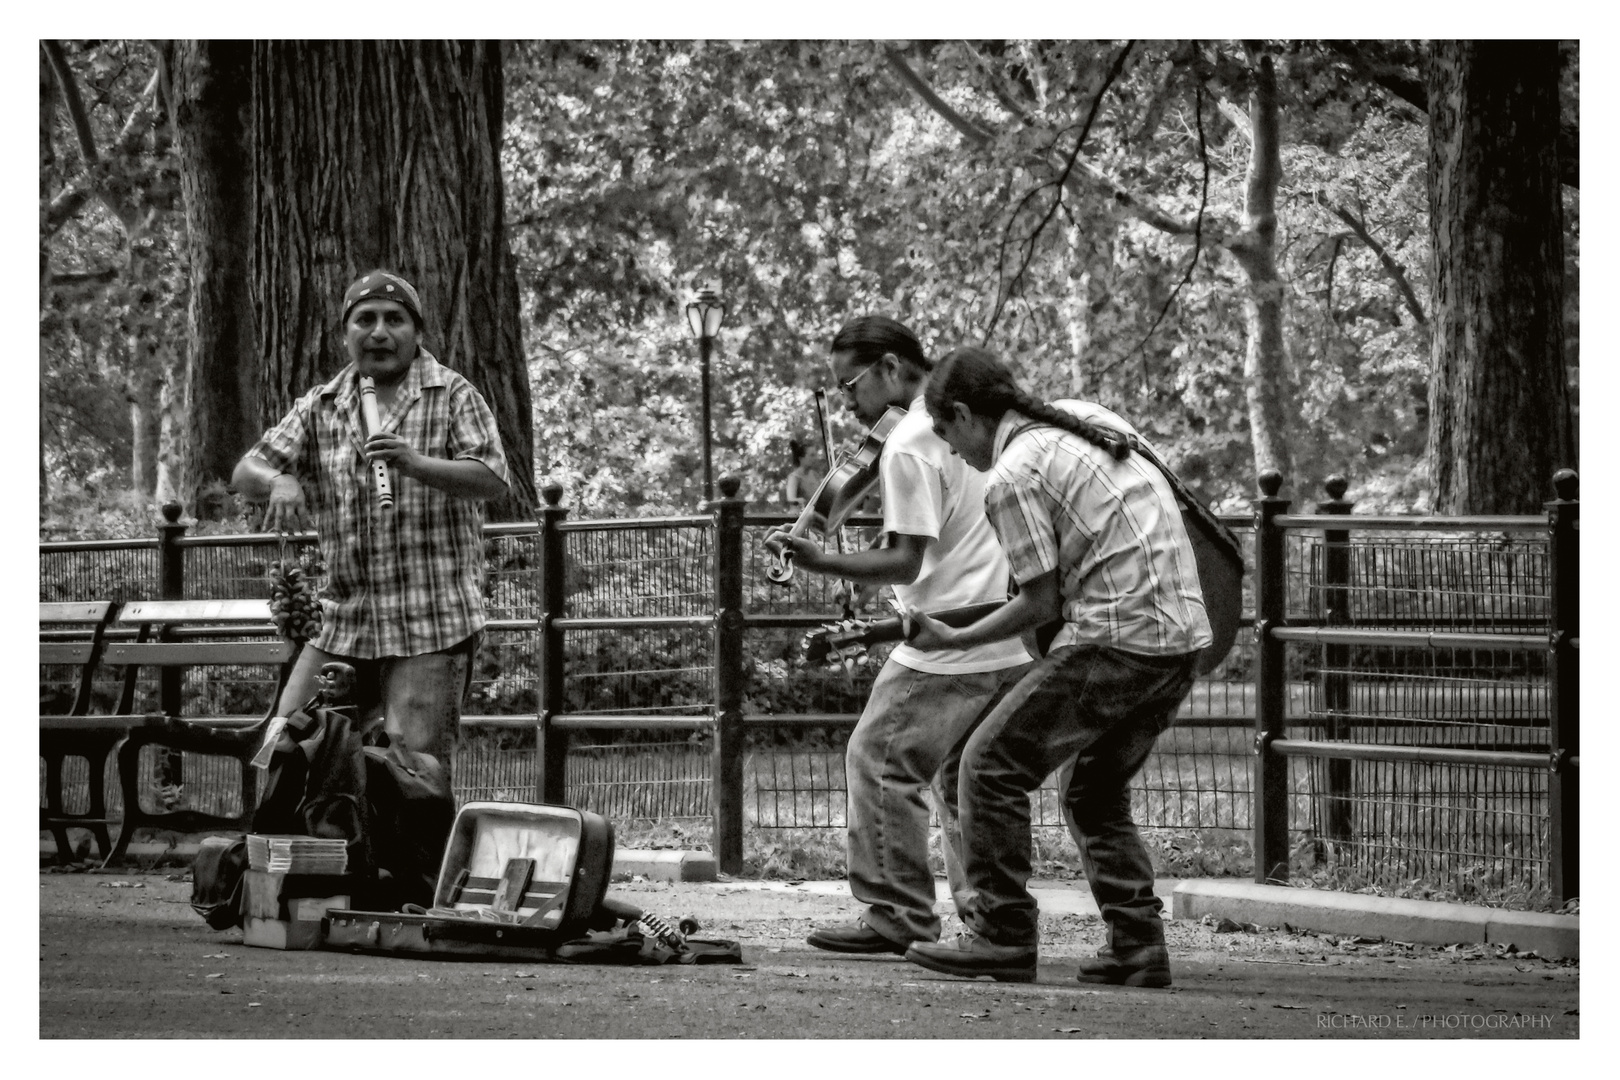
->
<box><xmin>42</xmin><ymin>597</ymin><xmax>298</xmax><ymax>870</ymax></box>
<box><xmin>40</xmin><ymin>643</ymin><xmax>95</xmax><ymax>665</ymax></box>
<box><xmin>40</xmin><ymin>715</ymin><xmax>153</xmax><ymax>732</ymax></box>
<box><xmin>103</xmin><ymin>640</ymin><xmax>294</xmax><ymax>666</ymax></box>
<box><xmin>40</xmin><ymin>601</ymin><xmax>116</xmax><ymax>625</ymax></box>
<box><xmin>118</xmin><ymin>599</ymin><xmax>272</xmax><ymax>624</ymax></box>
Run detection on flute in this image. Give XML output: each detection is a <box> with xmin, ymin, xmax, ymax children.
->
<box><xmin>357</xmin><ymin>375</ymin><xmax>395</xmax><ymax>510</ymax></box>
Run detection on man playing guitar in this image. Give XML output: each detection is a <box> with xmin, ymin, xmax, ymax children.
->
<box><xmin>765</xmin><ymin>316</ymin><xmax>1034</xmax><ymax>958</ymax></box>
<box><xmin>902</xmin><ymin>345</ymin><xmax>1212</xmax><ymax>988</ymax></box>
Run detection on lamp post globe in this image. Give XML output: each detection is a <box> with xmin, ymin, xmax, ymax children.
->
<box><xmin>684</xmin><ymin>280</ymin><xmax>727</xmax><ymax>501</ymax></box>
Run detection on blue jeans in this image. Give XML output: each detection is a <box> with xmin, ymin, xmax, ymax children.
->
<box><xmin>846</xmin><ymin>658</ymin><xmax>1033</xmax><ymax>945</ymax></box>
<box><xmin>276</xmin><ymin>633</ymin><xmax>480</xmax><ymax>781</ymax></box>
<box><xmin>958</xmin><ymin>644</ymin><xmax>1197</xmax><ymax>949</ymax></box>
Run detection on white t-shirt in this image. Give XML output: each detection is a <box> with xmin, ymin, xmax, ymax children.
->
<box><xmin>881</xmin><ymin>397</ymin><xmax>1033</xmax><ymax>675</ymax></box>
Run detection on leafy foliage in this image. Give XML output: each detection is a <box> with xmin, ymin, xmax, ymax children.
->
<box><xmin>41</xmin><ymin>39</ymin><xmax>1578</xmax><ymax>529</ymax></box>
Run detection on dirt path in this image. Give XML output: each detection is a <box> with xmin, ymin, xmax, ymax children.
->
<box><xmin>39</xmin><ymin>870</ymin><xmax>1577</xmax><ymax>1039</ymax></box>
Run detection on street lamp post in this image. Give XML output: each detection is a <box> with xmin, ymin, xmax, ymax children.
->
<box><xmin>685</xmin><ymin>280</ymin><xmax>727</xmax><ymax>502</ymax></box>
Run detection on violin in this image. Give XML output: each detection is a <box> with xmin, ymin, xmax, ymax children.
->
<box><xmin>763</xmin><ymin>405</ymin><xmax>908</xmax><ymax>584</ymax></box>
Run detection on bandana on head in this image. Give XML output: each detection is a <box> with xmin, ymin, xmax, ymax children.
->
<box><xmin>342</xmin><ymin>270</ymin><xmax>424</xmax><ymax>327</ymax></box>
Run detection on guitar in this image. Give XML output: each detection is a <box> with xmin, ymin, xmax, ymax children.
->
<box><xmin>801</xmin><ymin>599</ymin><xmax>1063</xmax><ymax>668</ymax></box>
<box><xmin>762</xmin><ymin>405</ymin><xmax>908</xmax><ymax>585</ymax></box>
<box><xmin>802</xmin><ymin>438</ymin><xmax>1244</xmax><ymax>675</ymax></box>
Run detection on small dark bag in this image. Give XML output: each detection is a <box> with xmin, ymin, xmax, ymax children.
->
<box><xmin>190</xmin><ymin>835</ymin><xmax>249</xmax><ymax>930</ymax></box>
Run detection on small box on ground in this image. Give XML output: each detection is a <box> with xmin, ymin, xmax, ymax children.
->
<box><xmin>240</xmin><ymin>869</ymin><xmax>354</xmax><ymax>950</ymax></box>
<box><xmin>242</xmin><ymin>916</ymin><xmax>325</xmax><ymax>950</ymax></box>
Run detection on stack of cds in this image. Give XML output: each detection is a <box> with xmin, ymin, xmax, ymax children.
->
<box><xmin>246</xmin><ymin>834</ymin><xmax>349</xmax><ymax>875</ymax></box>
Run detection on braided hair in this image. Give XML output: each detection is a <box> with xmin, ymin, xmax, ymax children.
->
<box><xmin>925</xmin><ymin>346</ymin><xmax>1134</xmax><ymax>460</ymax></box>
<box><xmin>830</xmin><ymin>315</ymin><xmax>932</xmax><ymax>376</ymax></box>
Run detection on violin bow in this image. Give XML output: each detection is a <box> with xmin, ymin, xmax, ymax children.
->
<box><xmin>813</xmin><ymin>389</ymin><xmax>857</xmax><ymax>619</ymax></box>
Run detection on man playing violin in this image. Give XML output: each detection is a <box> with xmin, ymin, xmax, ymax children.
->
<box><xmin>767</xmin><ymin>315</ymin><xmax>1034</xmax><ymax>957</ymax></box>
<box><xmin>230</xmin><ymin>269</ymin><xmax>509</xmax><ymax>781</ymax></box>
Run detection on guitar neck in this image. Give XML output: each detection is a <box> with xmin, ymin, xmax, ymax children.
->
<box><xmin>858</xmin><ymin>600</ymin><xmax>1008</xmax><ymax>647</ymax></box>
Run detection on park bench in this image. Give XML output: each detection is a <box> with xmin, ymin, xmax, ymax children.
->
<box><xmin>40</xmin><ymin>601</ymin><xmax>123</xmax><ymax>863</ymax></box>
<box><xmin>51</xmin><ymin>599</ymin><xmax>299</xmax><ymax>867</ymax></box>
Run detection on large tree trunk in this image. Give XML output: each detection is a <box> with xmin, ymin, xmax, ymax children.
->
<box><xmin>251</xmin><ymin>41</ymin><xmax>535</xmax><ymax>520</ymax></box>
<box><xmin>173</xmin><ymin>40</ymin><xmax>258</xmax><ymax>518</ymax></box>
<box><xmin>1426</xmin><ymin>40</ymin><xmax>1572</xmax><ymax>514</ymax></box>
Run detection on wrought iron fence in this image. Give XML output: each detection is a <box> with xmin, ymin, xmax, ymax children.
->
<box><xmin>40</xmin><ymin>469</ymin><xmax>1577</xmax><ymax>905</ymax></box>
<box><xmin>1251</xmin><ymin>471</ymin><xmax>1577</xmax><ymax>906</ymax></box>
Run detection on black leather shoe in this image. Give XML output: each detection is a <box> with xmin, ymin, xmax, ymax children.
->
<box><xmin>806</xmin><ymin>921</ymin><xmax>909</xmax><ymax>955</ymax></box>
<box><xmin>1076</xmin><ymin>943</ymin><xmax>1172</xmax><ymax>988</ymax></box>
<box><xmin>905</xmin><ymin>930</ymin><xmax>1037</xmax><ymax>983</ymax></box>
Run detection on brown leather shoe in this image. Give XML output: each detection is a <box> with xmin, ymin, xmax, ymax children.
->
<box><xmin>905</xmin><ymin>930</ymin><xmax>1037</xmax><ymax>983</ymax></box>
<box><xmin>1076</xmin><ymin>943</ymin><xmax>1172</xmax><ymax>988</ymax></box>
<box><xmin>806</xmin><ymin>920</ymin><xmax>909</xmax><ymax>955</ymax></box>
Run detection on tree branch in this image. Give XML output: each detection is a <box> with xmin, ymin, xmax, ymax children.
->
<box><xmin>983</xmin><ymin>41</ymin><xmax>1134</xmax><ymax>339</ymax></box>
<box><xmin>1323</xmin><ymin>200</ymin><xmax>1428</xmax><ymax>328</ymax></box>
<box><xmin>883</xmin><ymin>44</ymin><xmax>1227</xmax><ymax>243</ymax></box>
<box><xmin>41</xmin><ymin>68</ymin><xmax>162</xmax><ymax>239</ymax></box>
<box><xmin>43</xmin><ymin>41</ymin><xmax>99</xmax><ymax>167</ymax></box>
<box><xmin>48</xmin><ymin>266</ymin><xmax>122</xmax><ymax>289</ymax></box>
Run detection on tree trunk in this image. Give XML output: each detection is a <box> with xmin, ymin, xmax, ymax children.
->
<box><xmin>173</xmin><ymin>40</ymin><xmax>257</xmax><ymax>518</ymax></box>
<box><xmin>251</xmin><ymin>41</ymin><xmax>536</xmax><ymax>520</ymax></box>
<box><xmin>128</xmin><ymin>358</ymin><xmax>162</xmax><ymax>496</ymax></box>
<box><xmin>1225</xmin><ymin>55</ymin><xmax>1296</xmax><ymax>489</ymax></box>
<box><xmin>1426</xmin><ymin>41</ymin><xmax>1572</xmax><ymax>514</ymax></box>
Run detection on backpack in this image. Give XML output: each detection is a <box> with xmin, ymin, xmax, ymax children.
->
<box><xmin>361</xmin><ymin>738</ymin><xmax>455</xmax><ymax>910</ymax></box>
<box><xmin>189</xmin><ymin>676</ymin><xmax>455</xmax><ymax>926</ymax></box>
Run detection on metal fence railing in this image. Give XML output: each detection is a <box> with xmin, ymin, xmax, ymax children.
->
<box><xmin>1251</xmin><ymin>471</ymin><xmax>1578</xmax><ymax>906</ymax></box>
<box><xmin>40</xmin><ymin>469</ymin><xmax>1578</xmax><ymax>905</ymax></box>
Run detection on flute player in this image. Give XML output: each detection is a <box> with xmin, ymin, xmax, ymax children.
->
<box><xmin>231</xmin><ymin>269</ymin><xmax>509</xmax><ymax>778</ymax></box>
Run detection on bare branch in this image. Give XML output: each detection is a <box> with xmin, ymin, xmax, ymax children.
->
<box><xmin>1102</xmin><ymin>75</ymin><xmax>1213</xmax><ymax>382</ymax></box>
<box><xmin>43</xmin><ymin>41</ymin><xmax>100</xmax><ymax>166</ymax></box>
<box><xmin>41</xmin><ymin>68</ymin><xmax>162</xmax><ymax>239</ymax></box>
<box><xmin>882</xmin><ymin>45</ymin><xmax>1229</xmax><ymax>243</ymax></box>
<box><xmin>1216</xmin><ymin>96</ymin><xmax>1249</xmax><ymax>139</ymax></box>
<box><xmin>1323</xmin><ymin>200</ymin><xmax>1428</xmax><ymax>329</ymax></box>
<box><xmin>48</xmin><ymin>267</ymin><xmax>122</xmax><ymax>290</ymax></box>
<box><xmin>984</xmin><ymin>41</ymin><xmax>1135</xmax><ymax>339</ymax></box>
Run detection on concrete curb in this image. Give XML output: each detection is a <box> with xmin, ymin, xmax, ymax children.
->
<box><xmin>1172</xmin><ymin>879</ymin><xmax>1578</xmax><ymax>959</ymax></box>
<box><xmin>43</xmin><ymin>839</ymin><xmax>718</xmax><ymax>884</ymax></box>
<box><xmin>611</xmin><ymin>849</ymin><xmax>719</xmax><ymax>883</ymax></box>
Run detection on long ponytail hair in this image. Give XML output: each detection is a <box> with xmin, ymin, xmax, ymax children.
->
<box><xmin>926</xmin><ymin>346</ymin><xmax>1134</xmax><ymax>460</ymax></box>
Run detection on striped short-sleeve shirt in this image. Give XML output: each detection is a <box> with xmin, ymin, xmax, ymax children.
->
<box><xmin>248</xmin><ymin>350</ymin><xmax>510</xmax><ymax>658</ymax></box>
<box><xmin>983</xmin><ymin>400</ymin><xmax>1211</xmax><ymax>656</ymax></box>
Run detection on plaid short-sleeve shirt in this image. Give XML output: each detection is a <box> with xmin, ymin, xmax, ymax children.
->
<box><xmin>248</xmin><ymin>350</ymin><xmax>510</xmax><ymax>658</ymax></box>
<box><xmin>983</xmin><ymin>401</ymin><xmax>1211</xmax><ymax>656</ymax></box>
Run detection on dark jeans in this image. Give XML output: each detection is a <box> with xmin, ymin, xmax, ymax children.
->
<box><xmin>276</xmin><ymin>632</ymin><xmax>481</xmax><ymax>781</ymax></box>
<box><xmin>958</xmin><ymin>644</ymin><xmax>1197</xmax><ymax>949</ymax></box>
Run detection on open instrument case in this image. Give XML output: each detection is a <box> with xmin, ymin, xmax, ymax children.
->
<box><xmin>324</xmin><ymin>801</ymin><xmax>615</xmax><ymax>960</ymax></box>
